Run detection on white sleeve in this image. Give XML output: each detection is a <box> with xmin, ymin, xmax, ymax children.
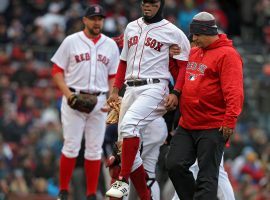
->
<box><xmin>173</xmin><ymin>30</ymin><xmax>190</xmax><ymax>61</ymax></box>
<box><xmin>120</xmin><ymin>28</ymin><xmax>129</xmax><ymax>61</ymax></box>
<box><xmin>50</xmin><ymin>37</ymin><xmax>70</xmax><ymax>69</ymax></box>
<box><xmin>108</xmin><ymin>41</ymin><xmax>120</xmax><ymax>75</ymax></box>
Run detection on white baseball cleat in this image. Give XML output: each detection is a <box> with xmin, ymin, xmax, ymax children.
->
<box><xmin>106</xmin><ymin>180</ymin><xmax>129</xmax><ymax>198</ymax></box>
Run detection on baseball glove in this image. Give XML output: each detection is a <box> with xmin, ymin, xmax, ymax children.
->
<box><xmin>106</xmin><ymin>141</ymin><xmax>122</xmax><ymax>168</ymax></box>
<box><xmin>112</xmin><ymin>141</ymin><xmax>122</xmax><ymax>165</ymax></box>
<box><xmin>106</xmin><ymin>99</ymin><xmax>121</xmax><ymax>124</ymax></box>
<box><xmin>67</xmin><ymin>93</ymin><xmax>97</xmax><ymax>113</ymax></box>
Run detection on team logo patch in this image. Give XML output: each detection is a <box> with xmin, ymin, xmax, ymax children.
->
<box><xmin>189</xmin><ymin>74</ymin><xmax>196</xmax><ymax>81</ymax></box>
<box><xmin>94</xmin><ymin>6</ymin><xmax>100</xmax><ymax>13</ymax></box>
<box><xmin>186</xmin><ymin>61</ymin><xmax>208</xmax><ymax>81</ymax></box>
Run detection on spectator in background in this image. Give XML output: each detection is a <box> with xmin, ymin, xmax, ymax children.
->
<box><xmin>239</xmin><ymin>0</ymin><xmax>257</xmax><ymax>41</ymax></box>
<box><xmin>240</xmin><ymin>151</ymin><xmax>265</xmax><ymax>183</ymax></box>
<box><xmin>255</xmin><ymin>0</ymin><xmax>270</xmax><ymax>41</ymax></box>
<box><xmin>177</xmin><ymin>0</ymin><xmax>199</xmax><ymax>34</ymax></box>
<box><xmin>34</xmin><ymin>3</ymin><xmax>66</xmax><ymax>35</ymax></box>
<box><xmin>204</xmin><ymin>0</ymin><xmax>228</xmax><ymax>33</ymax></box>
<box><xmin>11</xmin><ymin>59</ymin><xmax>38</xmax><ymax>87</ymax></box>
<box><xmin>103</xmin><ymin>3</ymin><xmax>128</xmax><ymax>37</ymax></box>
<box><xmin>0</xmin><ymin>16</ymin><xmax>9</xmax><ymax>44</ymax></box>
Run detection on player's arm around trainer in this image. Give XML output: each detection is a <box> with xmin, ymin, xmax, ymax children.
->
<box><xmin>165</xmin><ymin>46</ymin><xmax>189</xmax><ymax>111</ymax></box>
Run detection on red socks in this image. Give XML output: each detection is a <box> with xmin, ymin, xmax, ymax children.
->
<box><xmin>59</xmin><ymin>154</ymin><xmax>101</xmax><ymax>197</ymax></box>
<box><xmin>59</xmin><ymin>154</ymin><xmax>76</xmax><ymax>191</ymax></box>
<box><xmin>119</xmin><ymin>137</ymin><xmax>140</xmax><ymax>180</ymax></box>
<box><xmin>130</xmin><ymin>165</ymin><xmax>151</xmax><ymax>200</ymax></box>
<box><xmin>84</xmin><ymin>159</ymin><xmax>101</xmax><ymax>196</ymax></box>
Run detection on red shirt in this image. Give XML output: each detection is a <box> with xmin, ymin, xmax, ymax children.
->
<box><xmin>179</xmin><ymin>34</ymin><xmax>244</xmax><ymax>129</ymax></box>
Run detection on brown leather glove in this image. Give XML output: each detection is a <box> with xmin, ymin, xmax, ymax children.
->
<box><xmin>67</xmin><ymin>93</ymin><xmax>97</xmax><ymax>113</ymax></box>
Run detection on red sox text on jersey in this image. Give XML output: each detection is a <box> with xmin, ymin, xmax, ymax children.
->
<box><xmin>128</xmin><ymin>36</ymin><xmax>164</xmax><ymax>52</ymax></box>
<box><xmin>75</xmin><ymin>53</ymin><xmax>109</xmax><ymax>65</ymax></box>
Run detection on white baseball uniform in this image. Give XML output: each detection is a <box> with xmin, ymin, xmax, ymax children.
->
<box><xmin>119</xmin><ymin>17</ymin><xmax>190</xmax><ymax>139</ymax></box>
<box><xmin>115</xmin><ymin>17</ymin><xmax>190</xmax><ymax>199</ymax></box>
<box><xmin>118</xmin><ymin>117</ymin><xmax>167</xmax><ymax>200</ymax></box>
<box><xmin>51</xmin><ymin>31</ymin><xmax>120</xmax><ymax>160</ymax></box>
<box><xmin>114</xmin><ymin>18</ymin><xmax>190</xmax><ymax>200</ymax></box>
<box><xmin>172</xmin><ymin>156</ymin><xmax>235</xmax><ymax>200</ymax></box>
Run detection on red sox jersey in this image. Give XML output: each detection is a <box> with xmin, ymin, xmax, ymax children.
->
<box><xmin>51</xmin><ymin>31</ymin><xmax>120</xmax><ymax>92</ymax></box>
<box><xmin>121</xmin><ymin>18</ymin><xmax>190</xmax><ymax>80</ymax></box>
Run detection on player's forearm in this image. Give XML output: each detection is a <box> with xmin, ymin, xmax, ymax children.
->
<box><xmin>108</xmin><ymin>78</ymin><xmax>115</xmax><ymax>95</ymax></box>
<box><xmin>174</xmin><ymin>60</ymin><xmax>188</xmax><ymax>92</ymax></box>
<box><xmin>111</xmin><ymin>87</ymin><xmax>120</xmax><ymax>95</ymax></box>
<box><xmin>53</xmin><ymin>73</ymin><xmax>72</xmax><ymax>98</ymax></box>
<box><xmin>113</xmin><ymin>60</ymin><xmax>127</xmax><ymax>90</ymax></box>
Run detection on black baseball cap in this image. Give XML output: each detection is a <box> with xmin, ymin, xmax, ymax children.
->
<box><xmin>84</xmin><ymin>4</ymin><xmax>105</xmax><ymax>18</ymax></box>
<box><xmin>190</xmin><ymin>12</ymin><xmax>218</xmax><ymax>35</ymax></box>
<box><xmin>142</xmin><ymin>0</ymin><xmax>161</xmax><ymax>3</ymax></box>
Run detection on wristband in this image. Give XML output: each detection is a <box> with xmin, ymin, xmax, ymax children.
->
<box><xmin>170</xmin><ymin>89</ymin><xmax>181</xmax><ymax>98</ymax></box>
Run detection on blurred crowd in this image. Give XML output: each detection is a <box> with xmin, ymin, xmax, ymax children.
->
<box><xmin>0</xmin><ymin>0</ymin><xmax>270</xmax><ymax>199</ymax></box>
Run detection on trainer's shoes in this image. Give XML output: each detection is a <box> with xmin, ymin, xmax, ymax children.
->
<box><xmin>106</xmin><ymin>179</ymin><xmax>129</xmax><ymax>198</ymax></box>
<box><xmin>87</xmin><ymin>194</ymin><xmax>97</xmax><ymax>200</ymax></box>
<box><xmin>57</xmin><ymin>190</ymin><xmax>68</xmax><ymax>200</ymax></box>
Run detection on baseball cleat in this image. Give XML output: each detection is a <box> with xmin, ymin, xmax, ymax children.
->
<box><xmin>106</xmin><ymin>180</ymin><xmax>129</xmax><ymax>198</ymax></box>
<box><xmin>57</xmin><ymin>190</ymin><xmax>68</xmax><ymax>200</ymax></box>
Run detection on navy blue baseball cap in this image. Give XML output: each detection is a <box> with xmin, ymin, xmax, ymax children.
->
<box><xmin>84</xmin><ymin>4</ymin><xmax>105</xmax><ymax>18</ymax></box>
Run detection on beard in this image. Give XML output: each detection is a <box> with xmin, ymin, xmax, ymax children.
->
<box><xmin>87</xmin><ymin>26</ymin><xmax>101</xmax><ymax>37</ymax></box>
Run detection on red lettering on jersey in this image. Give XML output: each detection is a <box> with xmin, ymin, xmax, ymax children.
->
<box><xmin>154</xmin><ymin>42</ymin><xmax>163</xmax><ymax>52</ymax></box>
<box><xmin>97</xmin><ymin>54</ymin><xmax>109</xmax><ymax>66</ymax></box>
<box><xmin>150</xmin><ymin>39</ymin><xmax>156</xmax><ymax>48</ymax></box>
<box><xmin>97</xmin><ymin>54</ymin><xmax>102</xmax><ymax>62</ymax></box>
<box><xmin>85</xmin><ymin>53</ymin><xmax>90</xmax><ymax>60</ymax></box>
<box><xmin>80</xmin><ymin>54</ymin><xmax>85</xmax><ymax>61</ymax></box>
<box><xmin>75</xmin><ymin>53</ymin><xmax>91</xmax><ymax>63</ymax></box>
<box><xmin>145</xmin><ymin>37</ymin><xmax>152</xmax><ymax>46</ymax></box>
<box><xmin>75</xmin><ymin>55</ymin><xmax>81</xmax><ymax>63</ymax></box>
<box><xmin>128</xmin><ymin>36</ymin><xmax>139</xmax><ymax>48</ymax></box>
<box><xmin>133</xmin><ymin>36</ymin><xmax>138</xmax><ymax>45</ymax></box>
<box><xmin>145</xmin><ymin>37</ymin><xmax>164</xmax><ymax>52</ymax></box>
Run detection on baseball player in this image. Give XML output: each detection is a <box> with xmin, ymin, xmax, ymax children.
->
<box><xmin>171</xmin><ymin>156</ymin><xmax>235</xmax><ymax>200</ymax></box>
<box><xmin>51</xmin><ymin>4</ymin><xmax>119</xmax><ymax>200</ymax></box>
<box><xmin>105</xmin><ymin>0</ymin><xmax>190</xmax><ymax>199</ymax></box>
<box><xmin>107</xmin><ymin>117</ymin><xmax>168</xmax><ymax>200</ymax></box>
<box><xmin>128</xmin><ymin>117</ymin><xmax>168</xmax><ymax>200</ymax></box>
<box><xmin>106</xmin><ymin>36</ymin><xmax>183</xmax><ymax>200</ymax></box>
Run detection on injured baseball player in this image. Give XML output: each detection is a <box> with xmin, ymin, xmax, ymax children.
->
<box><xmin>105</xmin><ymin>0</ymin><xmax>190</xmax><ymax>199</ymax></box>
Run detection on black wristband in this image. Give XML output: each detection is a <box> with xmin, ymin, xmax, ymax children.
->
<box><xmin>170</xmin><ymin>89</ymin><xmax>181</xmax><ymax>98</ymax></box>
